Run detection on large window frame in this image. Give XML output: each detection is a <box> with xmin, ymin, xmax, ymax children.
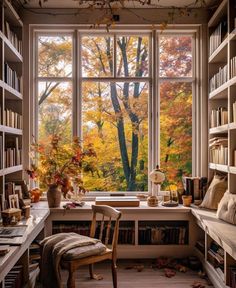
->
<box><xmin>32</xmin><ymin>26</ymin><xmax>201</xmax><ymax>194</ymax></box>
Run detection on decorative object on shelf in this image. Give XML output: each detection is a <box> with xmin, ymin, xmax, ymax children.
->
<box><xmin>162</xmin><ymin>184</ymin><xmax>179</xmax><ymax>207</ymax></box>
<box><xmin>148</xmin><ymin>165</ymin><xmax>165</xmax><ymax>207</ymax></box>
<box><xmin>26</xmin><ymin>134</ymin><xmax>97</xmax><ymax>208</ymax></box>
<box><xmin>147</xmin><ymin>195</ymin><xmax>159</xmax><ymax>207</ymax></box>
<box><xmin>30</xmin><ymin>187</ymin><xmax>42</xmax><ymax>203</ymax></box>
<box><xmin>1</xmin><ymin>208</ymin><xmax>22</xmax><ymax>226</ymax></box>
<box><xmin>182</xmin><ymin>195</ymin><xmax>192</xmax><ymax>207</ymax></box>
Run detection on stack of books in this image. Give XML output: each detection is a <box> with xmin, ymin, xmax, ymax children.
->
<box><xmin>182</xmin><ymin>176</ymin><xmax>208</xmax><ymax>203</ymax></box>
<box><xmin>4</xmin><ymin>264</ymin><xmax>23</xmax><ymax>288</ymax></box>
<box><xmin>210</xmin><ymin>107</ymin><xmax>228</xmax><ymax>128</ymax></box>
<box><xmin>4</xmin><ymin>109</ymin><xmax>23</xmax><ymax>129</ymax></box>
<box><xmin>230</xmin><ymin>56</ymin><xmax>236</xmax><ymax>79</ymax></box>
<box><xmin>4</xmin><ymin>63</ymin><xmax>21</xmax><ymax>92</ymax></box>
<box><xmin>5</xmin><ymin>136</ymin><xmax>22</xmax><ymax>168</ymax></box>
<box><xmin>207</xmin><ymin>241</ymin><xmax>224</xmax><ymax>272</ymax></box>
<box><xmin>5</xmin><ymin>21</ymin><xmax>23</xmax><ymax>55</ymax></box>
<box><xmin>209</xmin><ymin>18</ymin><xmax>227</xmax><ymax>56</ymax></box>
<box><xmin>209</xmin><ymin>137</ymin><xmax>228</xmax><ymax>165</ymax></box>
<box><xmin>209</xmin><ymin>64</ymin><xmax>228</xmax><ymax>92</ymax></box>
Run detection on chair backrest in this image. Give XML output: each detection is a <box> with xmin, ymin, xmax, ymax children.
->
<box><xmin>90</xmin><ymin>205</ymin><xmax>122</xmax><ymax>254</ymax></box>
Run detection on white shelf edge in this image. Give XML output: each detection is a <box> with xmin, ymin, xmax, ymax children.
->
<box><xmin>229</xmin><ymin>166</ymin><xmax>236</xmax><ymax>174</ymax></box>
<box><xmin>3</xmin><ymin>33</ymin><xmax>23</xmax><ymax>62</ymax></box>
<box><xmin>3</xmin><ymin>126</ymin><xmax>22</xmax><ymax>135</ymax></box>
<box><xmin>209</xmin><ymin>163</ymin><xmax>228</xmax><ymax>172</ymax></box>
<box><xmin>209</xmin><ymin>124</ymin><xmax>228</xmax><ymax>134</ymax></box>
<box><xmin>3</xmin><ymin>165</ymin><xmax>23</xmax><ymax>175</ymax></box>
<box><xmin>209</xmin><ymin>36</ymin><xmax>228</xmax><ymax>63</ymax></box>
<box><xmin>228</xmin><ymin>122</ymin><xmax>236</xmax><ymax>130</ymax></box>
<box><xmin>209</xmin><ymin>81</ymin><xmax>228</xmax><ymax>99</ymax></box>
<box><xmin>4</xmin><ymin>83</ymin><xmax>22</xmax><ymax>100</ymax></box>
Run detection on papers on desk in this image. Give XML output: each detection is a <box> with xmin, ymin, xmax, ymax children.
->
<box><xmin>0</xmin><ymin>226</ymin><xmax>27</xmax><ymax>245</ymax></box>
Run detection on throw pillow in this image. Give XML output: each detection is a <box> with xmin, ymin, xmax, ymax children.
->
<box><xmin>199</xmin><ymin>175</ymin><xmax>227</xmax><ymax>210</ymax></box>
<box><xmin>217</xmin><ymin>191</ymin><xmax>236</xmax><ymax>225</ymax></box>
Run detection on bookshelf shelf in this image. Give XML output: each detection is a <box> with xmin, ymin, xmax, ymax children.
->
<box><xmin>4</xmin><ymin>165</ymin><xmax>23</xmax><ymax>175</ymax></box>
<box><xmin>4</xmin><ymin>36</ymin><xmax>23</xmax><ymax>63</ymax></box>
<box><xmin>3</xmin><ymin>0</ymin><xmax>23</xmax><ymax>28</ymax></box>
<box><xmin>228</xmin><ymin>122</ymin><xmax>236</xmax><ymax>130</ymax></box>
<box><xmin>229</xmin><ymin>166</ymin><xmax>236</xmax><ymax>174</ymax></box>
<box><xmin>209</xmin><ymin>163</ymin><xmax>228</xmax><ymax>172</ymax></box>
<box><xmin>4</xmin><ymin>83</ymin><xmax>22</xmax><ymax>100</ymax></box>
<box><xmin>0</xmin><ymin>125</ymin><xmax>22</xmax><ymax>135</ymax></box>
<box><xmin>209</xmin><ymin>81</ymin><xmax>228</xmax><ymax>99</ymax></box>
<box><xmin>208</xmin><ymin>0</ymin><xmax>227</xmax><ymax>28</ymax></box>
<box><xmin>209</xmin><ymin>124</ymin><xmax>228</xmax><ymax>134</ymax></box>
<box><xmin>209</xmin><ymin>36</ymin><xmax>228</xmax><ymax>64</ymax></box>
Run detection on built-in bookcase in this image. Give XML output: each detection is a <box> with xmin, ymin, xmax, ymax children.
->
<box><xmin>208</xmin><ymin>0</ymin><xmax>236</xmax><ymax>191</ymax></box>
<box><xmin>203</xmin><ymin>3</ymin><xmax>236</xmax><ymax>285</ymax></box>
<box><xmin>0</xmin><ymin>0</ymin><xmax>23</xmax><ymax>210</ymax></box>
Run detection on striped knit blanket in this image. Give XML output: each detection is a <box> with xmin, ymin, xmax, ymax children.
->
<box><xmin>40</xmin><ymin>232</ymin><xmax>100</xmax><ymax>288</ymax></box>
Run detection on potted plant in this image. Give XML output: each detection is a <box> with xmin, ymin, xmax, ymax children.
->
<box><xmin>26</xmin><ymin>135</ymin><xmax>97</xmax><ymax>208</ymax></box>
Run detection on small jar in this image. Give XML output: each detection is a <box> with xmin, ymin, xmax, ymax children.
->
<box><xmin>147</xmin><ymin>196</ymin><xmax>158</xmax><ymax>207</ymax></box>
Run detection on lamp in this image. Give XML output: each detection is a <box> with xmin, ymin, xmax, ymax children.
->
<box><xmin>148</xmin><ymin>165</ymin><xmax>165</xmax><ymax>206</ymax></box>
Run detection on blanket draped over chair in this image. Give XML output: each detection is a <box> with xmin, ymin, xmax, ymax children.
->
<box><xmin>40</xmin><ymin>232</ymin><xmax>100</xmax><ymax>288</ymax></box>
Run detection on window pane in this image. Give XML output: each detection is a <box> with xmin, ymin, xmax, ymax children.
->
<box><xmin>38</xmin><ymin>81</ymin><xmax>72</xmax><ymax>142</ymax></box>
<box><xmin>160</xmin><ymin>81</ymin><xmax>192</xmax><ymax>189</ymax></box>
<box><xmin>82</xmin><ymin>81</ymin><xmax>148</xmax><ymax>192</ymax></box>
<box><xmin>81</xmin><ymin>36</ymin><xmax>113</xmax><ymax>77</ymax></box>
<box><xmin>38</xmin><ymin>35</ymin><xmax>72</xmax><ymax>77</ymax></box>
<box><xmin>159</xmin><ymin>36</ymin><xmax>192</xmax><ymax>77</ymax></box>
<box><xmin>117</xmin><ymin>36</ymin><xmax>149</xmax><ymax>77</ymax></box>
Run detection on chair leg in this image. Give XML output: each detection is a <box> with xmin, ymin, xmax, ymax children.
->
<box><xmin>89</xmin><ymin>264</ymin><xmax>94</xmax><ymax>279</ymax></box>
<box><xmin>89</xmin><ymin>264</ymin><xmax>103</xmax><ymax>280</ymax></box>
<box><xmin>111</xmin><ymin>260</ymin><xmax>117</xmax><ymax>288</ymax></box>
<box><xmin>67</xmin><ymin>267</ymin><xmax>76</xmax><ymax>288</ymax></box>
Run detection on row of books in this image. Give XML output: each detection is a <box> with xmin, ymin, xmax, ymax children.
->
<box><xmin>209</xmin><ymin>64</ymin><xmax>228</xmax><ymax>93</ymax></box>
<box><xmin>52</xmin><ymin>222</ymin><xmax>135</xmax><ymax>245</ymax></box>
<box><xmin>4</xmin><ymin>264</ymin><xmax>23</xmax><ymax>288</ymax></box>
<box><xmin>4</xmin><ymin>63</ymin><xmax>21</xmax><ymax>92</ymax></box>
<box><xmin>0</xmin><ymin>135</ymin><xmax>2</xmax><ymax>170</ymax></box>
<box><xmin>229</xmin><ymin>266</ymin><xmax>236</xmax><ymax>288</ymax></box>
<box><xmin>182</xmin><ymin>176</ymin><xmax>208</xmax><ymax>203</ymax></box>
<box><xmin>207</xmin><ymin>241</ymin><xmax>224</xmax><ymax>270</ymax></box>
<box><xmin>4</xmin><ymin>109</ymin><xmax>23</xmax><ymax>129</ymax></box>
<box><xmin>5</xmin><ymin>137</ymin><xmax>22</xmax><ymax>168</ymax></box>
<box><xmin>209</xmin><ymin>137</ymin><xmax>228</xmax><ymax>165</ymax></box>
<box><xmin>230</xmin><ymin>56</ymin><xmax>236</xmax><ymax>79</ymax></box>
<box><xmin>210</xmin><ymin>107</ymin><xmax>228</xmax><ymax>128</ymax></box>
<box><xmin>138</xmin><ymin>226</ymin><xmax>188</xmax><ymax>245</ymax></box>
<box><xmin>209</xmin><ymin>19</ymin><xmax>227</xmax><ymax>56</ymax></box>
<box><xmin>5</xmin><ymin>21</ymin><xmax>23</xmax><ymax>55</ymax></box>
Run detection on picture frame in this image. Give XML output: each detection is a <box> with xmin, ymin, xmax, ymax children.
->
<box><xmin>9</xmin><ymin>194</ymin><xmax>19</xmax><ymax>209</ymax></box>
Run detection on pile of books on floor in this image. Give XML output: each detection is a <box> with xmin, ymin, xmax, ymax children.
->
<box><xmin>4</xmin><ymin>264</ymin><xmax>23</xmax><ymax>288</ymax></box>
<box><xmin>209</xmin><ymin>137</ymin><xmax>228</xmax><ymax>165</ymax></box>
<box><xmin>210</xmin><ymin>107</ymin><xmax>228</xmax><ymax>128</ymax></box>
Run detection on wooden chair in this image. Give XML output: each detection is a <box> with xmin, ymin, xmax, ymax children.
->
<box><xmin>61</xmin><ymin>205</ymin><xmax>122</xmax><ymax>288</ymax></box>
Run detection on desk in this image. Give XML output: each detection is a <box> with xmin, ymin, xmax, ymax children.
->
<box><xmin>0</xmin><ymin>207</ymin><xmax>49</xmax><ymax>283</ymax></box>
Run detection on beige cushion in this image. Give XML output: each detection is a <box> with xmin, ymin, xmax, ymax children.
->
<box><xmin>217</xmin><ymin>191</ymin><xmax>236</xmax><ymax>225</ymax></box>
<box><xmin>200</xmin><ymin>175</ymin><xmax>227</xmax><ymax>210</ymax></box>
<box><xmin>62</xmin><ymin>241</ymin><xmax>106</xmax><ymax>260</ymax></box>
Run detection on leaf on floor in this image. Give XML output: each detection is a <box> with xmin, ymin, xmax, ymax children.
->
<box><xmin>164</xmin><ymin>268</ymin><xmax>176</xmax><ymax>278</ymax></box>
<box><xmin>191</xmin><ymin>281</ymin><xmax>205</xmax><ymax>288</ymax></box>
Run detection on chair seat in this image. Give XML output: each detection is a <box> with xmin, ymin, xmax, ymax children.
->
<box><xmin>62</xmin><ymin>241</ymin><xmax>106</xmax><ymax>261</ymax></box>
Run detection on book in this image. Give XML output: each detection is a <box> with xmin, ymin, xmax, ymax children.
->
<box><xmin>0</xmin><ymin>226</ymin><xmax>27</xmax><ymax>238</ymax></box>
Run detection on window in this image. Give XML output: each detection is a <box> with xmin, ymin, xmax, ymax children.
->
<box><xmin>159</xmin><ymin>35</ymin><xmax>193</xmax><ymax>188</ymax></box>
<box><xmin>36</xmin><ymin>35</ymin><xmax>73</xmax><ymax>143</ymax></box>
<box><xmin>81</xmin><ymin>35</ymin><xmax>149</xmax><ymax>191</ymax></box>
<box><xmin>35</xmin><ymin>30</ymin><xmax>196</xmax><ymax>193</ymax></box>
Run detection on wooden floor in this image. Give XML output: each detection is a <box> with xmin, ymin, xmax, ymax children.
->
<box><xmin>44</xmin><ymin>259</ymin><xmax>213</xmax><ymax>288</ymax></box>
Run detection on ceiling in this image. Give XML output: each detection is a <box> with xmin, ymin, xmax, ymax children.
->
<box><xmin>19</xmin><ymin>0</ymin><xmax>219</xmax><ymax>9</ymax></box>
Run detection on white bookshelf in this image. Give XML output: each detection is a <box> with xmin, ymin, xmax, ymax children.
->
<box><xmin>0</xmin><ymin>0</ymin><xmax>23</xmax><ymax>208</ymax></box>
<box><xmin>207</xmin><ymin>1</ymin><xmax>236</xmax><ymax>286</ymax></box>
